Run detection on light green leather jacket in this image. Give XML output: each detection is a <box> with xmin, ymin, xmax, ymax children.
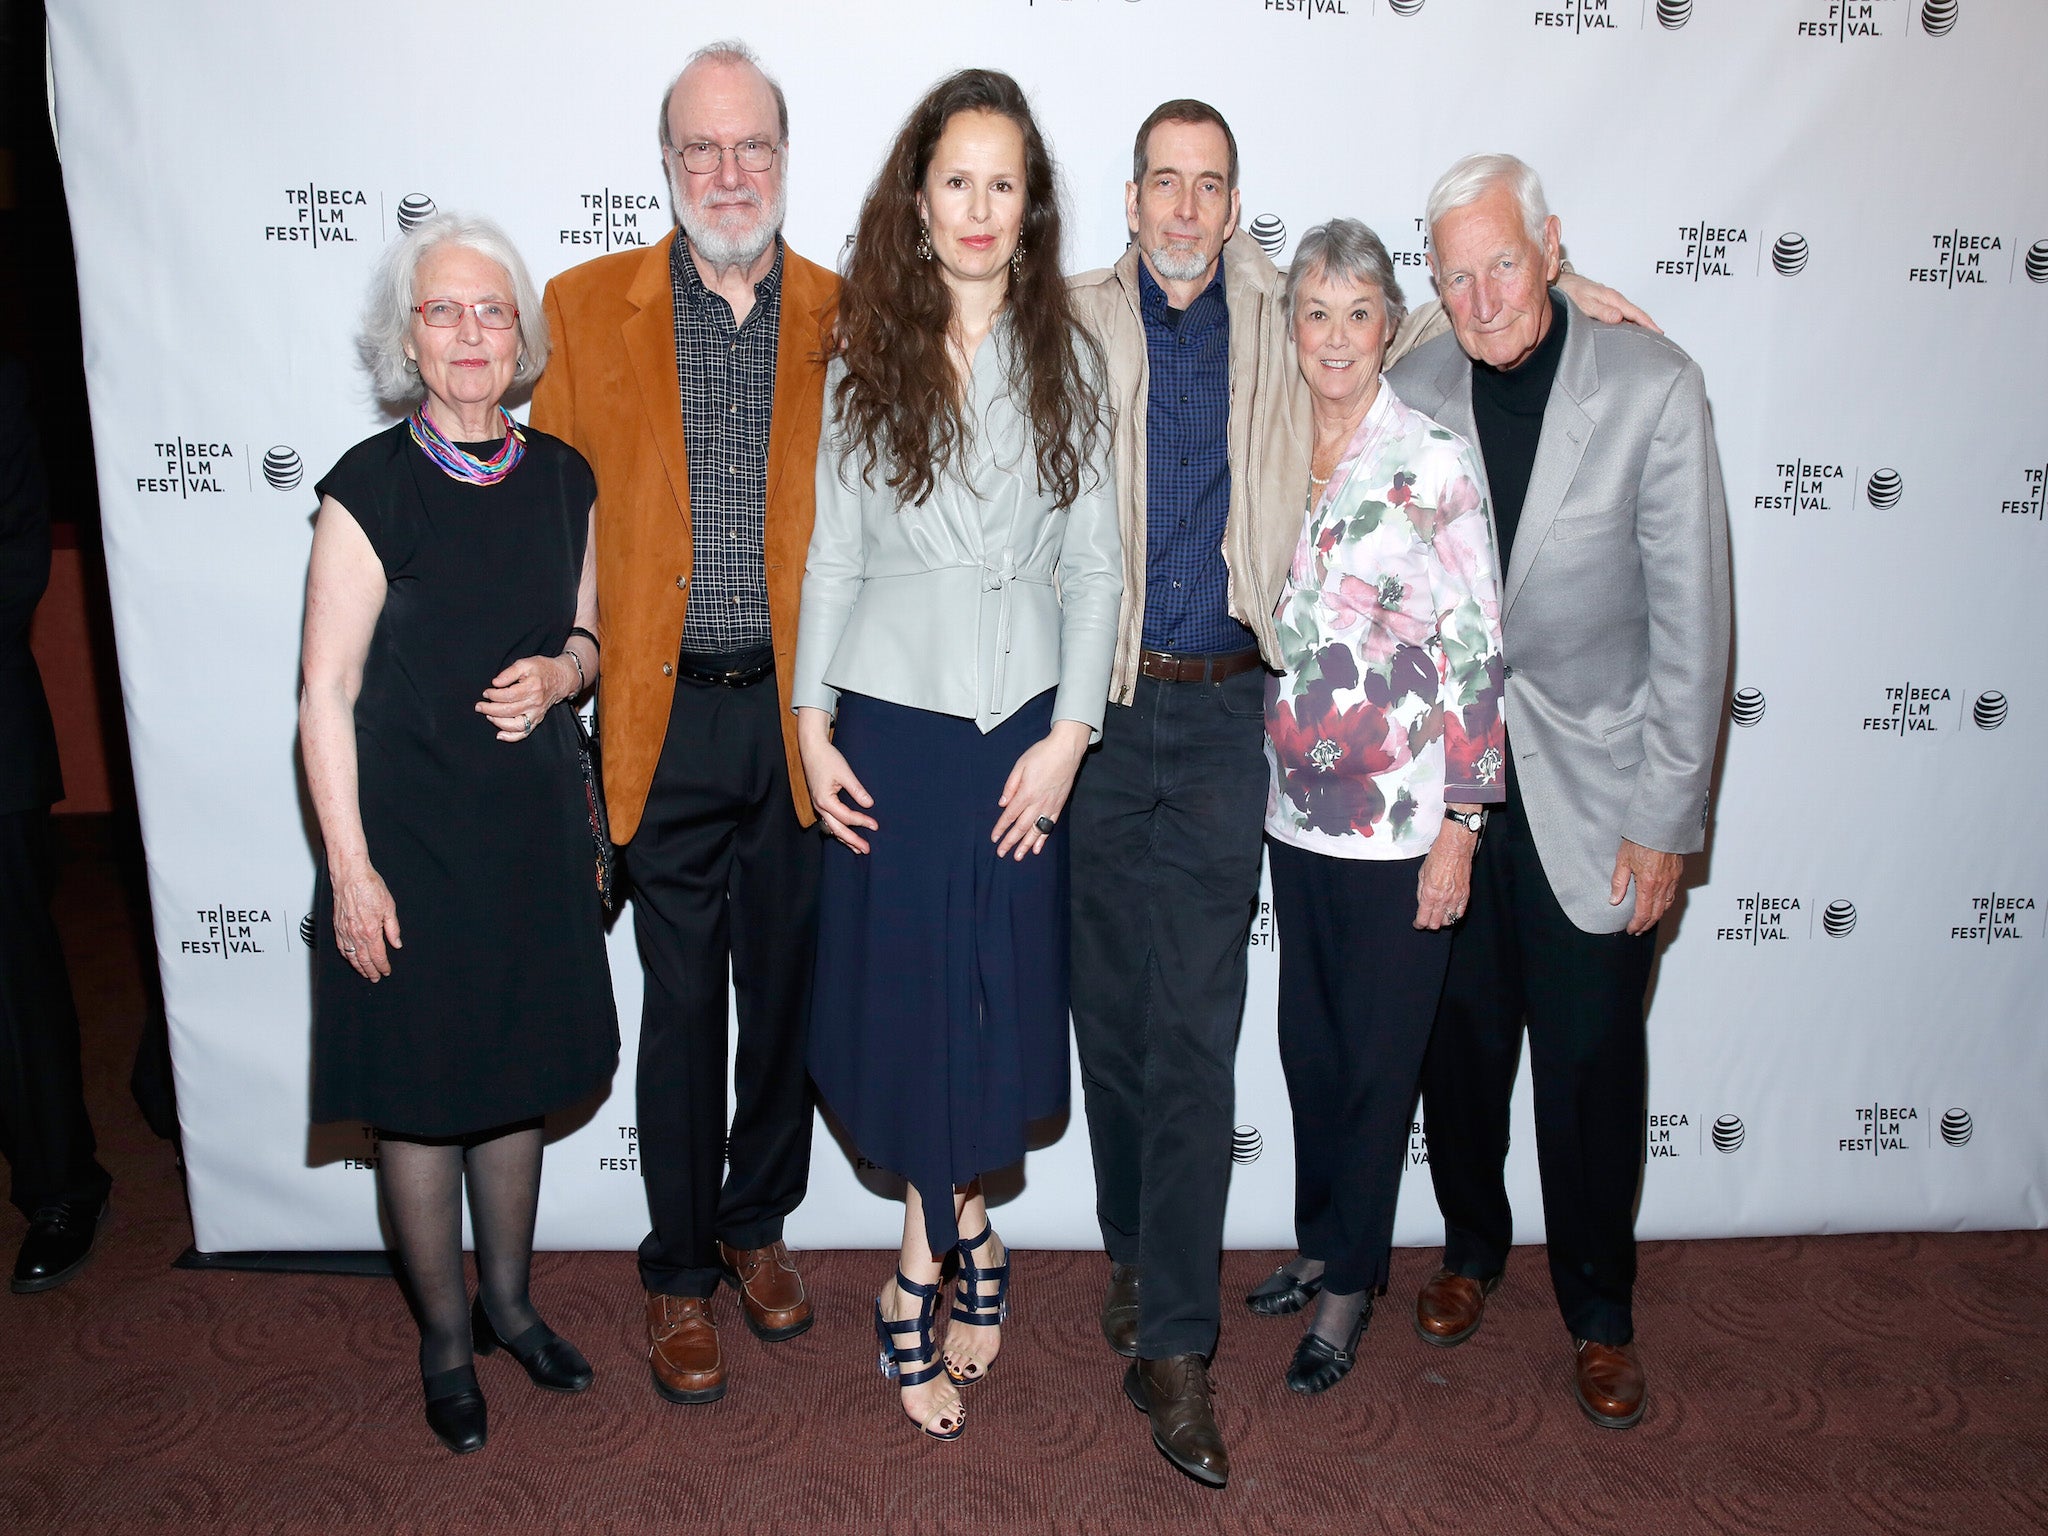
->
<box><xmin>792</xmin><ymin>320</ymin><xmax>1123</xmax><ymax>739</ymax></box>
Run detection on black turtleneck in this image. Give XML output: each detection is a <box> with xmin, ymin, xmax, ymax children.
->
<box><xmin>1469</xmin><ymin>292</ymin><xmax>1567</xmax><ymax>571</ymax></box>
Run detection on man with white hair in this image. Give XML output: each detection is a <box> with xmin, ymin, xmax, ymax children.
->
<box><xmin>1388</xmin><ymin>153</ymin><xmax>1730</xmax><ymax>1430</ymax></box>
<box><xmin>531</xmin><ymin>41</ymin><xmax>837</xmax><ymax>1408</ymax></box>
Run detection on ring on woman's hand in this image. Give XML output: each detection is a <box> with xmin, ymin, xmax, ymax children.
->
<box><xmin>1447</xmin><ymin>909</ymin><xmax>1463</xmax><ymax>921</ymax></box>
<box><xmin>521</xmin><ymin>712</ymin><xmax>534</xmax><ymax>734</ymax></box>
<box><xmin>1034</xmin><ymin>815</ymin><xmax>1054</xmax><ymax>835</ymax></box>
<box><xmin>341</xmin><ymin>943</ymin><xmax>357</xmax><ymax>954</ymax></box>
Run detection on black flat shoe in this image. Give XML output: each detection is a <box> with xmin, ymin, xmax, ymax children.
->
<box><xmin>472</xmin><ymin>1295</ymin><xmax>594</xmax><ymax>1393</ymax></box>
<box><xmin>1284</xmin><ymin>1294</ymin><xmax>1373</xmax><ymax>1395</ymax></box>
<box><xmin>423</xmin><ymin>1364</ymin><xmax>487</xmax><ymax>1454</ymax></box>
<box><xmin>10</xmin><ymin>1197</ymin><xmax>110</xmax><ymax>1294</ymax></box>
<box><xmin>1246</xmin><ymin>1263</ymin><xmax>1322</xmax><ymax>1318</ymax></box>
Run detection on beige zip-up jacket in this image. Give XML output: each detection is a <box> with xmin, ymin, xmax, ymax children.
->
<box><xmin>1068</xmin><ymin>234</ymin><xmax>1451</xmax><ymax>707</ymax></box>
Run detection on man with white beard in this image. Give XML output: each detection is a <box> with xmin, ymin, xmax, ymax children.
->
<box><xmin>532</xmin><ymin>39</ymin><xmax>838</xmax><ymax>1408</ymax></box>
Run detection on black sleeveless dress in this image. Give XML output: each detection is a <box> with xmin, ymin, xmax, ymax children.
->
<box><xmin>309</xmin><ymin>421</ymin><xmax>618</xmax><ymax>1137</ymax></box>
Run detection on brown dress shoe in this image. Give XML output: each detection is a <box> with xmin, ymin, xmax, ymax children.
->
<box><xmin>1573</xmin><ymin>1339</ymin><xmax>1647</xmax><ymax>1428</ymax></box>
<box><xmin>1413</xmin><ymin>1266</ymin><xmax>1502</xmax><ymax>1348</ymax></box>
<box><xmin>717</xmin><ymin>1239</ymin><xmax>813</xmax><ymax>1342</ymax></box>
<box><xmin>1101</xmin><ymin>1263</ymin><xmax>1141</xmax><ymax>1358</ymax></box>
<box><xmin>647</xmin><ymin>1293</ymin><xmax>725</xmax><ymax>1404</ymax></box>
<box><xmin>1123</xmin><ymin>1354</ymin><xmax>1228</xmax><ymax>1488</ymax></box>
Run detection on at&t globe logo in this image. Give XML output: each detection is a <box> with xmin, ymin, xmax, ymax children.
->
<box><xmin>1710</xmin><ymin>1114</ymin><xmax>1744</xmax><ymax>1153</ymax></box>
<box><xmin>1730</xmin><ymin>686</ymin><xmax>1765</xmax><ymax>727</ymax></box>
<box><xmin>1231</xmin><ymin>1125</ymin><xmax>1264</xmax><ymax>1164</ymax></box>
<box><xmin>261</xmin><ymin>445</ymin><xmax>303</xmax><ymax>491</ymax></box>
<box><xmin>1822</xmin><ymin>899</ymin><xmax>1857</xmax><ymax>936</ymax></box>
<box><xmin>1973</xmin><ymin>691</ymin><xmax>2008</xmax><ymax>729</ymax></box>
<box><xmin>1388</xmin><ymin>0</ymin><xmax>1425</xmax><ymax>12</ymax></box>
<box><xmin>1655</xmin><ymin>0</ymin><xmax>1692</xmax><ymax>27</ymax></box>
<box><xmin>1939</xmin><ymin>1107</ymin><xmax>1973</xmax><ymax>1146</ymax></box>
<box><xmin>1865</xmin><ymin>468</ymin><xmax>1903</xmax><ymax>509</ymax></box>
<box><xmin>2027</xmin><ymin>242</ymin><xmax>2048</xmax><ymax>284</ymax></box>
<box><xmin>1770</xmin><ymin>233</ymin><xmax>1809</xmax><ymax>275</ymax></box>
<box><xmin>1248</xmin><ymin>215</ymin><xmax>1286</xmax><ymax>259</ymax></box>
<box><xmin>298</xmin><ymin>913</ymin><xmax>316</xmax><ymax>946</ymax></box>
<box><xmin>396</xmin><ymin>193</ymin><xmax>438</xmax><ymax>233</ymax></box>
<box><xmin>1920</xmin><ymin>0</ymin><xmax>1957</xmax><ymax>35</ymax></box>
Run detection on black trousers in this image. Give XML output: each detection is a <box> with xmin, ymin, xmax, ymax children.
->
<box><xmin>1420</xmin><ymin>772</ymin><xmax>1655</xmax><ymax>1345</ymax></box>
<box><xmin>625</xmin><ymin>669</ymin><xmax>819</xmax><ymax>1299</ymax></box>
<box><xmin>1268</xmin><ymin>841</ymin><xmax>1453</xmax><ymax>1297</ymax></box>
<box><xmin>1069</xmin><ymin>667</ymin><xmax>1268</xmax><ymax>1360</ymax></box>
<box><xmin>0</xmin><ymin>808</ymin><xmax>110</xmax><ymax>1219</ymax></box>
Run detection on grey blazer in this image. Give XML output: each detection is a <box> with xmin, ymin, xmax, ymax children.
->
<box><xmin>793</xmin><ymin>325</ymin><xmax>1122</xmax><ymax>738</ymax></box>
<box><xmin>1389</xmin><ymin>293</ymin><xmax>1731</xmax><ymax>933</ymax></box>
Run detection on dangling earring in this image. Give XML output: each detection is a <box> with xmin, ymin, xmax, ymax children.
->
<box><xmin>1010</xmin><ymin>242</ymin><xmax>1026</xmax><ymax>278</ymax></box>
<box><xmin>917</xmin><ymin>225</ymin><xmax>932</xmax><ymax>262</ymax></box>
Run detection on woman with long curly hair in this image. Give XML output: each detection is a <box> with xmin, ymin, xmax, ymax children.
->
<box><xmin>792</xmin><ymin>68</ymin><xmax>1120</xmax><ymax>1441</ymax></box>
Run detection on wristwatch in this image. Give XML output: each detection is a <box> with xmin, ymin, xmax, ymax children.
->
<box><xmin>1443</xmin><ymin>807</ymin><xmax>1487</xmax><ymax>834</ymax></box>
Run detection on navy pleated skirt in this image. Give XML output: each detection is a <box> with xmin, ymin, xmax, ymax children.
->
<box><xmin>809</xmin><ymin>689</ymin><xmax>1070</xmax><ymax>1261</ymax></box>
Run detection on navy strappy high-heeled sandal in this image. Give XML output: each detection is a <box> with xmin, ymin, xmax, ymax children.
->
<box><xmin>946</xmin><ymin>1223</ymin><xmax>1010</xmax><ymax>1385</ymax></box>
<box><xmin>874</xmin><ymin>1271</ymin><xmax>964</xmax><ymax>1441</ymax></box>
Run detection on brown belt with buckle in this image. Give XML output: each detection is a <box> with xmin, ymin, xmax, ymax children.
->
<box><xmin>1137</xmin><ymin>647</ymin><xmax>1265</xmax><ymax>684</ymax></box>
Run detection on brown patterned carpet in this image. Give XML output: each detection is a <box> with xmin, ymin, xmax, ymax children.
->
<box><xmin>4</xmin><ymin>824</ymin><xmax>2045</xmax><ymax>1535</ymax></box>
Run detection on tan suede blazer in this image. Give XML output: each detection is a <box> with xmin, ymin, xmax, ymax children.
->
<box><xmin>531</xmin><ymin>233</ymin><xmax>838</xmax><ymax>841</ymax></box>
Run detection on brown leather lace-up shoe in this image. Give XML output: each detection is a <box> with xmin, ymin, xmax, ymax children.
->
<box><xmin>1101</xmin><ymin>1263</ymin><xmax>1141</xmax><ymax>1358</ymax></box>
<box><xmin>1573</xmin><ymin>1339</ymin><xmax>1647</xmax><ymax>1428</ymax></box>
<box><xmin>647</xmin><ymin>1293</ymin><xmax>725</xmax><ymax>1404</ymax></box>
<box><xmin>1123</xmin><ymin>1353</ymin><xmax>1229</xmax><ymax>1488</ymax></box>
<box><xmin>717</xmin><ymin>1239</ymin><xmax>813</xmax><ymax>1342</ymax></box>
<box><xmin>1413</xmin><ymin>1267</ymin><xmax>1502</xmax><ymax>1348</ymax></box>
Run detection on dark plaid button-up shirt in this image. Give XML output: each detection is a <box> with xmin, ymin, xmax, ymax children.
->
<box><xmin>1138</xmin><ymin>260</ymin><xmax>1252</xmax><ymax>655</ymax></box>
<box><xmin>671</xmin><ymin>234</ymin><xmax>782</xmax><ymax>654</ymax></box>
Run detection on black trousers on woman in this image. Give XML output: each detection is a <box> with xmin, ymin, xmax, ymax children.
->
<box><xmin>1268</xmin><ymin>840</ymin><xmax>1453</xmax><ymax>1297</ymax></box>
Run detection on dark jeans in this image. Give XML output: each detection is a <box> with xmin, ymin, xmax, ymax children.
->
<box><xmin>1069</xmin><ymin>666</ymin><xmax>1268</xmax><ymax>1360</ymax></box>
<box><xmin>0</xmin><ymin>807</ymin><xmax>111</xmax><ymax>1218</ymax></box>
<box><xmin>625</xmin><ymin>668</ymin><xmax>819</xmax><ymax>1299</ymax></box>
<box><xmin>1420</xmin><ymin>772</ymin><xmax>1656</xmax><ymax>1345</ymax></box>
<box><xmin>1268</xmin><ymin>840</ymin><xmax>1453</xmax><ymax>1297</ymax></box>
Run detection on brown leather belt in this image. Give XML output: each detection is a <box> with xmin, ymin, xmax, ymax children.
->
<box><xmin>1137</xmin><ymin>647</ymin><xmax>1264</xmax><ymax>684</ymax></box>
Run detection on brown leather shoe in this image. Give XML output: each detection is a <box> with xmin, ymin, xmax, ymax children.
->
<box><xmin>717</xmin><ymin>1239</ymin><xmax>813</xmax><ymax>1342</ymax></box>
<box><xmin>1573</xmin><ymin>1339</ymin><xmax>1647</xmax><ymax>1428</ymax></box>
<box><xmin>1101</xmin><ymin>1263</ymin><xmax>1140</xmax><ymax>1358</ymax></box>
<box><xmin>1123</xmin><ymin>1354</ymin><xmax>1228</xmax><ymax>1488</ymax></box>
<box><xmin>1413</xmin><ymin>1266</ymin><xmax>1502</xmax><ymax>1348</ymax></box>
<box><xmin>646</xmin><ymin>1293</ymin><xmax>725</xmax><ymax>1404</ymax></box>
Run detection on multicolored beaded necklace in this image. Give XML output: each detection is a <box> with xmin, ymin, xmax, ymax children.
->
<box><xmin>408</xmin><ymin>404</ymin><xmax>526</xmax><ymax>485</ymax></box>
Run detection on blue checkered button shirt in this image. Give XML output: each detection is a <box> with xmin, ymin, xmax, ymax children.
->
<box><xmin>1138</xmin><ymin>261</ymin><xmax>1252</xmax><ymax>655</ymax></box>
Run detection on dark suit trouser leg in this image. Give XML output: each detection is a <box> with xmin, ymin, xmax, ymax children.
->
<box><xmin>0</xmin><ymin>808</ymin><xmax>111</xmax><ymax>1219</ymax></box>
<box><xmin>1268</xmin><ymin>842</ymin><xmax>1452</xmax><ymax>1297</ymax></box>
<box><xmin>1070</xmin><ymin>671</ymin><xmax>1268</xmax><ymax>1361</ymax></box>
<box><xmin>627</xmin><ymin>675</ymin><xmax>818</xmax><ymax>1299</ymax></box>
<box><xmin>1422</xmin><ymin>783</ymin><xmax>1653</xmax><ymax>1344</ymax></box>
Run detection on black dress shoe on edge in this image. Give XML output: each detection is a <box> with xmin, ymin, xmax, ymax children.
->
<box><xmin>1245</xmin><ymin>1262</ymin><xmax>1322</xmax><ymax>1318</ymax></box>
<box><xmin>1284</xmin><ymin>1294</ymin><xmax>1373</xmax><ymax>1395</ymax></box>
<box><xmin>423</xmin><ymin>1365</ymin><xmax>487</xmax><ymax>1454</ymax></box>
<box><xmin>10</xmin><ymin>1198</ymin><xmax>110</xmax><ymax>1294</ymax></box>
<box><xmin>472</xmin><ymin>1295</ymin><xmax>594</xmax><ymax>1393</ymax></box>
<box><xmin>1101</xmin><ymin>1263</ymin><xmax>1141</xmax><ymax>1358</ymax></box>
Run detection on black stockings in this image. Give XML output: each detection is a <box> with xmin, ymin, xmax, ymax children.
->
<box><xmin>376</xmin><ymin>1120</ymin><xmax>545</xmax><ymax>1379</ymax></box>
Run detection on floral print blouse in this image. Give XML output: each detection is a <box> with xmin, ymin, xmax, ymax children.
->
<box><xmin>1264</xmin><ymin>379</ymin><xmax>1507</xmax><ymax>860</ymax></box>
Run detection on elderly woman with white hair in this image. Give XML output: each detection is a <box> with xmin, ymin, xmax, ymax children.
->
<box><xmin>299</xmin><ymin>212</ymin><xmax>618</xmax><ymax>1453</ymax></box>
<box><xmin>1243</xmin><ymin>218</ymin><xmax>1506</xmax><ymax>1394</ymax></box>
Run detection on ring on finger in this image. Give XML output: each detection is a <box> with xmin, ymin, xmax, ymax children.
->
<box><xmin>1034</xmin><ymin>814</ymin><xmax>1055</xmax><ymax>835</ymax></box>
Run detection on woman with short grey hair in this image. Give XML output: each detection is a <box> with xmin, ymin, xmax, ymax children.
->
<box><xmin>299</xmin><ymin>212</ymin><xmax>617</xmax><ymax>1454</ymax></box>
<box><xmin>1245</xmin><ymin>217</ymin><xmax>1507</xmax><ymax>1396</ymax></box>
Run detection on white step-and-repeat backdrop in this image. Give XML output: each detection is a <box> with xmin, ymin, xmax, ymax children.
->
<box><xmin>47</xmin><ymin>0</ymin><xmax>2047</xmax><ymax>1254</ymax></box>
